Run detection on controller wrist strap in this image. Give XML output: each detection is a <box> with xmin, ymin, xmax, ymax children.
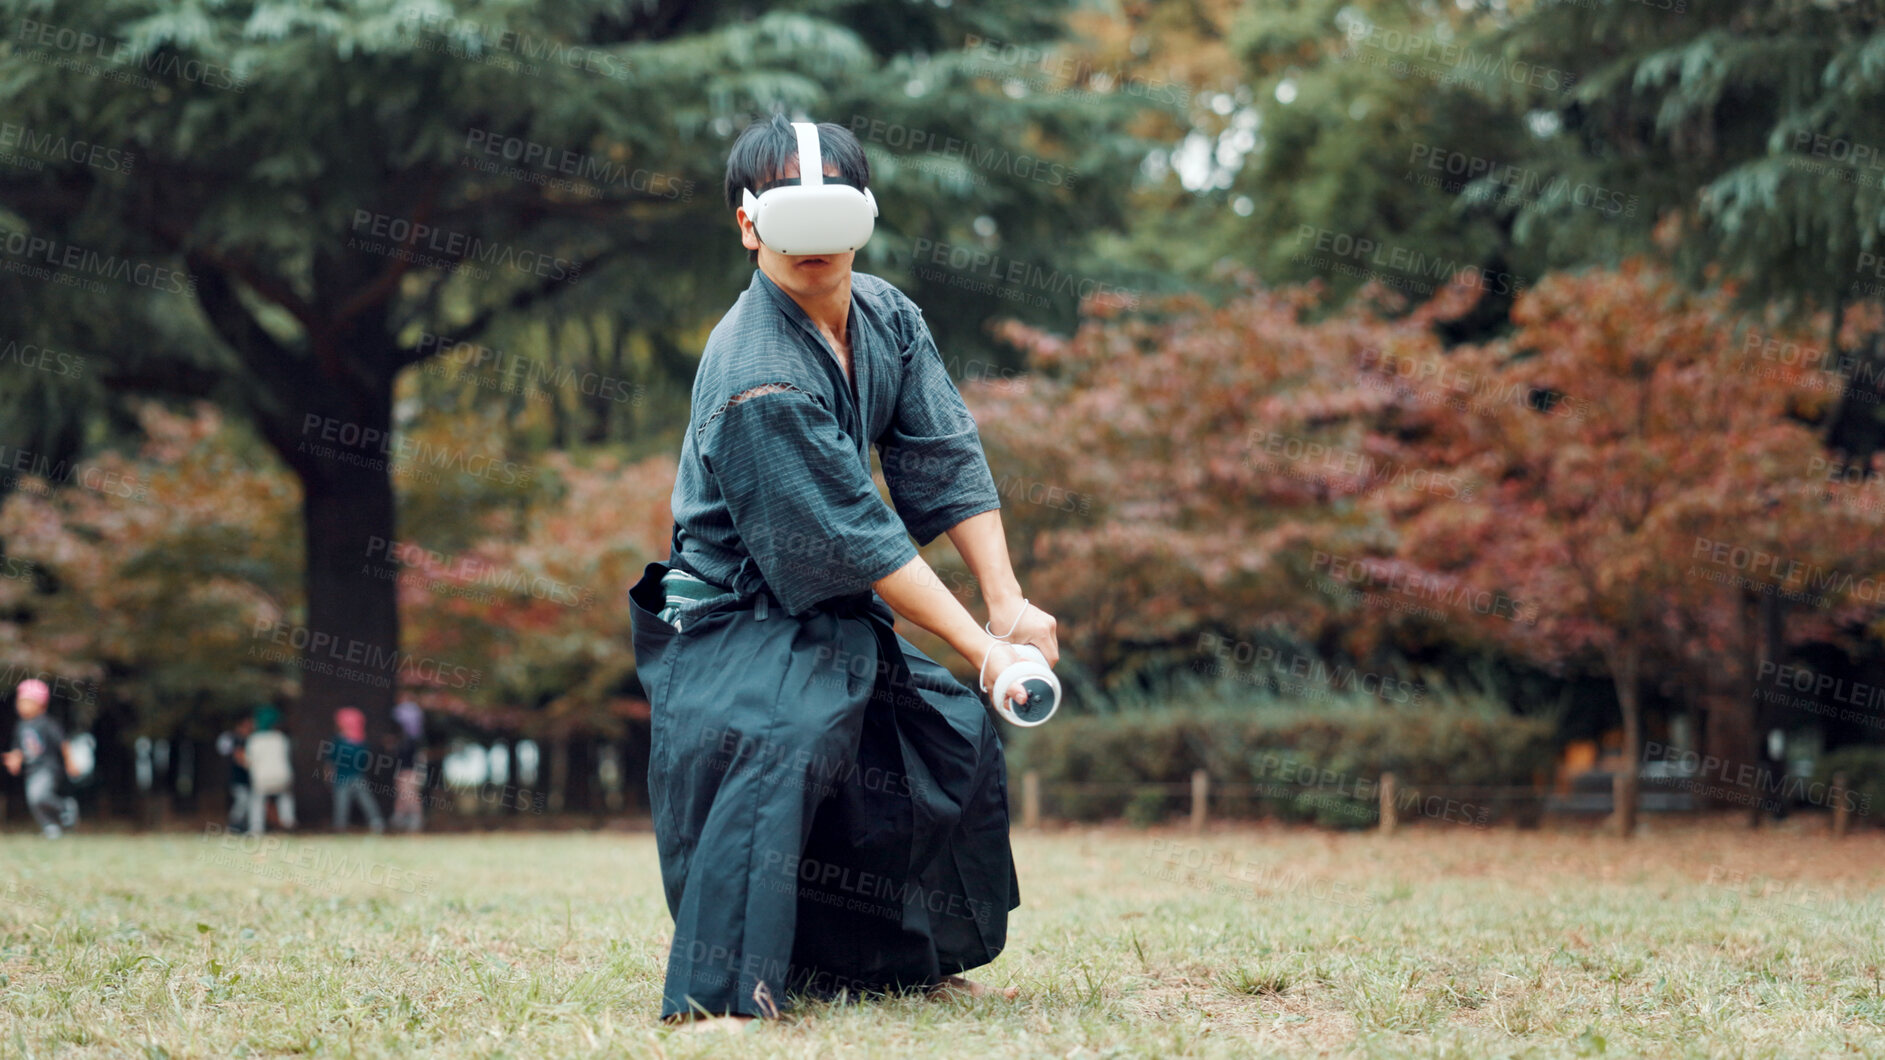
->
<box><xmin>979</xmin><ymin>597</ymin><xmax>1029</xmax><ymax>694</ymax></box>
<box><xmin>983</xmin><ymin>598</ymin><xmax>1030</xmax><ymax>641</ymax></box>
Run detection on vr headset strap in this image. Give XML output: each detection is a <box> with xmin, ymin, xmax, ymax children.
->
<box><xmin>793</xmin><ymin>122</ymin><xmax>823</xmax><ymax>187</ymax></box>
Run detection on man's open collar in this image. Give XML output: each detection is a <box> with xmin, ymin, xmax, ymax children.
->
<box><xmin>752</xmin><ymin>268</ymin><xmax>805</xmax><ymax>329</ymax></box>
<box><xmin>750</xmin><ymin>267</ymin><xmax>855</xmax><ymax>341</ymax></box>
<box><xmin>747</xmin><ymin>268</ymin><xmax>868</xmax><ymax>426</ymax></box>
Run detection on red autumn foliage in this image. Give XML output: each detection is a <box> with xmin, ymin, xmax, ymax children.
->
<box><xmin>979</xmin><ymin>262</ymin><xmax>1885</xmax><ymax>821</ymax></box>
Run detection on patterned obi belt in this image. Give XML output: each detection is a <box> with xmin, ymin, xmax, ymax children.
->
<box><xmin>656</xmin><ymin>567</ymin><xmax>739</xmax><ymax>631</ymax></box>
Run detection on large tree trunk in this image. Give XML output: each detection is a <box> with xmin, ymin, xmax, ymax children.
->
<box><xmin>189</xmin><ymin>260</ymin><xmax>410</xmax><ymax>830</ymax></box>
<box><xmin>1608</xmin><ymin>640</ymin><xmax>1642</xmax><ymax>838</ymax></box>
<box><xmin>1747</xmin><ymin>592</ymin><xmax>1787</xmax><ymax>827</ymax></box>
<box><xmin>547</xmin><ymin>736</ymin><xmax>569</xmax><ymax>813</ymax></box>
<box><xmin>282</xmin><ymin>378</ymin><xmax>401</xmax><ymax>829</ymax></box>
<box><xmin>1826</xmin><ymin>331</ymin><xmax>1885</xmax><ymax>463</ymax></box>
<box><xmin>91</xmin><ymin>703</ymin><xmax>139</xmax><ymax>823</ymax></box>
<box><xmin>565</xmin><ymin>737</ymin><xmax>597</xmax><ymax>816</ymax></box>
<box><xmin>620</xmin><ymin>725</ymin><xmax>650</xmax><ymax>816</ymax></box>
<box><xmin>1702</xmin><ymin>694</ymin><xmax>1760</xmax><ymax>814</ymax></box>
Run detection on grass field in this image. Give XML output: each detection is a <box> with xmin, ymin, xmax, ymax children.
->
<box><xmin>2</xmin><ymin>819</ymin><xmax>1883</xmax><ymax>1058</ymax></box>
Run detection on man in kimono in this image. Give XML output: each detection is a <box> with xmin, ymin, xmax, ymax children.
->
<box><xmin>627</xmin><ymin>113</ymin><xmax>1059</xmax><ymax>1028</ymax></box>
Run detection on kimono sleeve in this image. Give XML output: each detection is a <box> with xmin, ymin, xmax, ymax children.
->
<box><xmin>877</xmin><ymin>309</ymin><xmax>1003</xmax><ymax>546</ymax></box>
<box><xmin>699</xmin><ymin>384</ymin><xmax>919</xmax><ymax>616</ymax></box>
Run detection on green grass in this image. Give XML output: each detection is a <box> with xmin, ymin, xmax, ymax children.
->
<box><xmin>3</xmin><ymin>821</ymin><xmax>1884</xmax><ymax>1057</ymax></box>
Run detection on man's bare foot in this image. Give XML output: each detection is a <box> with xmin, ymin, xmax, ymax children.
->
<box><xmin>930</xmin><ymin>975</ymin><xmax>1018</xmax><ymax>1001</ymax></box>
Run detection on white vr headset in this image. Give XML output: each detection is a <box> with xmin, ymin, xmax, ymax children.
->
<box><xmin>740</xmin><ymin>121</ymin><xmax>878</xmax><ymax>256</ymax></box>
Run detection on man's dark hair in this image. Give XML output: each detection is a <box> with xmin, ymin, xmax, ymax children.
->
<box><xmin>724</xmin><ymin>113</ymin><xmax>872</xmax><ymax>264</ymax></box>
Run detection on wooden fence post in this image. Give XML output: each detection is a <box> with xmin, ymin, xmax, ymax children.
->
<box><xmin>1379</xmin><ymin>772</ymin><xmax>1398</xmax><ymax>836</ymax></box>
<box><xmin>1022</xmin><ymin>770</ymin><xmax>1041</xmax><ymax>831</ymax></box>
<box><xmin>1833</xmin><ymin>772</ymin><xmax>1850</xmax><ymax>839</ymax></box>
<box><xmin>1190</xmin><ymin>770</ymin><xmax>1209</xmax><ymax>833</ymax></box>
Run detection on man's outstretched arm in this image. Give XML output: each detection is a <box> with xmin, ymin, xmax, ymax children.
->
<box><xmin>943</xmin><ymin>508</ymin><xmax>1058</xmax><ymax>667</ymax></box>
<box><xmin>872</xmin><ymin>551</ymin><xmax>1036</xmax><ymax>710</ymax></box>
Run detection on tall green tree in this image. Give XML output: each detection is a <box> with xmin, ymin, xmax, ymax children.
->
<box><xmin>1114</xmin><ymin>0</ymin><xmax>1544</xmax><ymax>334</ymax></box>
<box><xmin>0</xmin><ymin>0</ymin><xmax>1137</xmax><ymax>818</ymax></box>
<box><xmin>1495</xmin><ymin>0</ymin><xmax>1885</xmax><ymax>454</ymax></box>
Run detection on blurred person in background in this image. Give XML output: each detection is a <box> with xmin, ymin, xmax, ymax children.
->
<box><xmin>215</xmin><ymin>714</ymin><xmax>255</xmax><ymax>832</ymax></box>
<box><xmin>326</xmin><ymin>706</ymin><xmax>384</xmax><ymax>834</ymax></box>
<box><xmin>389</xmin><ymin>697</ymin><xmax>426</xmax><ymax>833</ymax></box>
<box><xmin>244</xmin><ymin>704</ymin><xmax>296</xmax><ymax>834</ymax></box>
<box><xmin>4</xmin><ymin>678</ymin><xmax>79</xmax><ymax>839</ymax></box>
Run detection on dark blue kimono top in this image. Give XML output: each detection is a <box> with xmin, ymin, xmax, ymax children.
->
<box><xmin>669</xmin><ymin>269</ymin><xmax>1002</xmax><ymax>617</ymax></box>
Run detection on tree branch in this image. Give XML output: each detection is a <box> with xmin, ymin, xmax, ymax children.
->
<box><xmin>147</xmin><ymin>215</ymin><xmax>320</xmax><ymax>336</ymax></box>
<box><xmin>395</xmin><ymin>249</ymin><xmax>615</xmax><ymax>368</ymax></box>
<box><xmin>183</xmin><ymin>250</ymin><xmax>317</xmax><ymax>423</ymax></box>
<box><xmin>333</xmin><ymin>170</ymin><xmax>450</xmax><ymax>329</ymax></box>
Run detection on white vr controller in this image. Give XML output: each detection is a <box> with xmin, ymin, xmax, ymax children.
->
<box><xmin>985</xmin><ymin>643</ymin><xmax>1062</xmax><ymax>727</ymax></box>
<box><xmin>740</xmin><ymin>122</ymin><xmax>879</xmax><ymax>256</ymax></box>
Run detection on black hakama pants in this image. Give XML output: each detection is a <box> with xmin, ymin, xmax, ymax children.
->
<box><xmin>627</xmin><ymin>560</ymin><xmax>1019</xmax><ymax>1019</ymax></box>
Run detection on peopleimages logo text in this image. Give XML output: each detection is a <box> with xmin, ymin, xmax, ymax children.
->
<box><xmin>348</xmin><ymin>211</ymin><xmax>581</xmax><ymax>282</ymax></box>
<box><xmin>298</xmin><ymin>414</ymin><xmax>534</xmax><ymax>487</ymax></box>
<box><xmin>0</xmin><ymin>229</ymin><xmax>194</xmax><ymax>294</ymax></box>
<box><xmin>1691</xmin><ymin>536</ymin><xmax>1884</xmax><ymax>605</ymax></box>
<box><xmin>14</xmin><ymin>19</ymin><xmax>248</xmax><ymax>91</ymax></box>
<box><xmin>250</xmin><ymin>620</ymin><xmax>482</xmax><ymax>689</ymax></box>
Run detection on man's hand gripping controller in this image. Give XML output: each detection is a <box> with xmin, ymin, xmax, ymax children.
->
<box><xmin>978</xmin><ymin>599</ymin><xmax>1062</xmax><ymax>727</ymax></box>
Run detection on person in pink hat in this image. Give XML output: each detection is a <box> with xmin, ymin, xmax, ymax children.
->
<box><xmin>324</xmin><ymin>706</ymin><xmax>384</xmax><ymax>834</ymax></box>
<box><xmin>4</xmin><ymin>678</ymin><xmax>79</xmax><ymax>838</ymax></box>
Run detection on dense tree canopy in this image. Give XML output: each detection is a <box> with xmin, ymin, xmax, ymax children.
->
<box><xmin>0</xmin><ymin>0</ymin><xmax>1153</xmax><ymax>813</ymax></box>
